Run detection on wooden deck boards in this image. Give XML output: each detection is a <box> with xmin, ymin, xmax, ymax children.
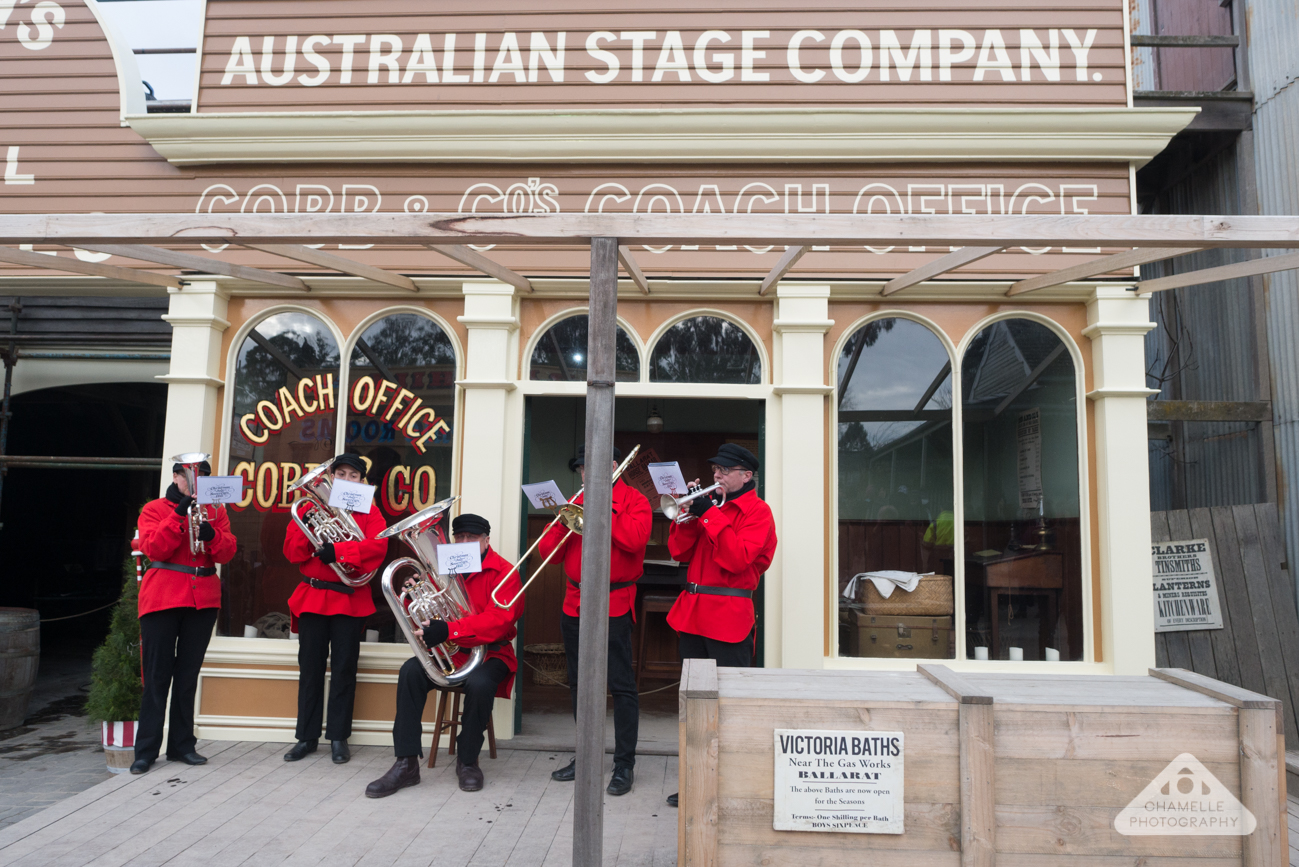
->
<box><xmin>0</xmin><ymin>743</ymin><xmax>678</xmax><ymax>867</ymax></box>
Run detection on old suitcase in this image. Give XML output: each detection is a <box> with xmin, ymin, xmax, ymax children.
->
<box><xmin>858</xmin><ymin>573</ymin><xmax>955</xmax><ymax>616</ymax></box>
<box><xmin>849</xmin><ymin>611</ymin><xmax>954</xmax><ymax>658</ymax></box>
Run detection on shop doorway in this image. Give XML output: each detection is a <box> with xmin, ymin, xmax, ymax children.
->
<box><xmin>514</xmin><ymin>395</ymin><xmax>764</xmax><ymax>737</ymax></box>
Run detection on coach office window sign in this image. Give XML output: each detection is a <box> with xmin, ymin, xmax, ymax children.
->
<box><xmin>223</xmin><ymin>310</ymin><xmax>456</xmax><ymax>640</ymax></box>
<box><xmin>1151</xmin><ymin>540</ymin><xmax>1224</xmax><ymax>632</ymax></box>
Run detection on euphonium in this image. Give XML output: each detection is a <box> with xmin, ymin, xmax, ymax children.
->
<box><xmin>377</xmin><ymin>497</ymin><xmax>485</xmax><ymax>688</ymax></box>
<box><xmin>171</xmin><ymin>452</ymin><xmax>210</xmax><ymax>555</ymax></box>
<box><xmin>287</xmin><ymin>462</ymin><xmax>377</xmax><ymax>587</ymax></box>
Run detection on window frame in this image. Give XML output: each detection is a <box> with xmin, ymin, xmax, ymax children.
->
<box><xmin>521</xmin><ymin>307</ymin><xmax>646</xmax><ymax>383</ymax></box>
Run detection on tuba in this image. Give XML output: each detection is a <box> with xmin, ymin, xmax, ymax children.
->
<box><xmin>287</xmin><ymin>462</ymin><xmax>377</xmax><ymax>587</ymax></box>
<box><xmin>172</xmin><ymin>452</ymin><xmax>210</xmax><ymax>555</ymax></box>
<box><xmin>377</xmin><ymin>496</ymin><xmax>485</xmax><ymax>688</ymax></box>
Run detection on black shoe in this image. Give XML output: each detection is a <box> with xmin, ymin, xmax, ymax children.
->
<box><xmin>457</xmin><ymin>758</ymin><xmax>484</xmax><ymax>792</ymax></box>
<box><xmin>129</xmin><ymin>757</ymin><xmax>153</xmax><ymax>775</ymax></box>
<box><xmin>166</xmin><ymin>751</ymin><xmax>207</xmax><ymax>766</ymax></box>
<box><xmin>331</xmin><ymin>740</ymin><xmax>350</xmax><ymax>764</ymax></box>
<box><xmin>550</xmin><ymin>758</ymin><xmax>576</xmax><ymax>782</ymax></box>
<box><xmin>366</xmin><ymin>756</ymin><xmax>421</xmax><ymax>798</ymax></box>
<box><xmin>667</xmin><ymin>792</ymin><xmax>678</xmax><ymax>808</ymax></box>
<box><xmin>607</xmin><ymin>765</ymin><xmax>634</xmax><ymax>796</ymax></box>
<box><xmin>284</xmin><ymin>740</ymin><xmax>318</xmax><ymax>762</ymax></box>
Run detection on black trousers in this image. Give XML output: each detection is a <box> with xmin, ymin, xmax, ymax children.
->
<box><xmin>295</xmin><ymin>612</ymin><xmax>368</xmax><ymax>741</ymax></box>
<box><xmin>135</xmin><ymin>606</ymin><xmax>219</xmax><ymax>763</ymax></box>
<box><xmin>392</xmin><ymin>655</ymin><xmax>510</xmax><ymax>765</ymax></box>
<box><xmin>561</xmin><ymin>611</ymin><xmax>638</xmax><ymax>769</ymax></box>
<box><xmin>679</xmin><ymin>628</ymin><xmax>756</xmax><ymax>668</ymax></box>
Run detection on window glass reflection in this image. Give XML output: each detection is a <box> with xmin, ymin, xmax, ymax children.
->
<box><xmin>649</xmin><ymin>315</ymin><xmax>761</xmax><ymax>384</ymax></box>
<box><xmin>224</xmin><ymin>312</ymin><xmax>341</xmax><ymax>639</ymax></box>
<box><xmin>962</xmin><ymin>319</ymin><xmax>1081</xmax><ymax>662</ymax></box>
<box><xmin>836</xmin><ymin>318</ymin><xmax>955</xmax><ymax>659</ymax></box>
<box><xmin>529</xmin><ymin>314</ymin><xmax>639</xmax><ymax>382</ymax></box>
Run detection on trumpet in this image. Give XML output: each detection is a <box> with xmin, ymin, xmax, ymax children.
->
<box><xmin>172</xmin><ymin>452</ymin><xmax>210</xmax><ymax>555</ymax></box>
<box><xmin>660</xmin><ymin>482</ymin><xmax>726</xmax><ymax>524</ymax></box>
<box><xmin>490</xmin><ymin>443</ymin><xmax>641</xmax><ymax>610</ymax></box>
<box><xmin>287</xmin><ymin>462</ymin><xmax>377</xmax><ymax>587</ymax></box>
<box><xmin>377</xmin><ymin>496</ymin><xmax>485</xmax><ymax>688</ymax></box>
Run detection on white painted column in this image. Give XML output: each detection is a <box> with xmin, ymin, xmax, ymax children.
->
<box><xmin>456</xmin><ymin>279</ymin><xmax>522</xmax><ymax>737</ymax></box>
<box><xmin>156</xmin><ymin>281</ymin><xmax>229</xmax><ymax>493</ymax></box>
<box><xmin>771</xmin><ymin>283</ymin><xmax>834</xmax><ymax>669</ymax></box>
<box><xmin>1083</xmin><ymin>286</ymin><xmax>1158</xmax><ymax>674</ymax></box>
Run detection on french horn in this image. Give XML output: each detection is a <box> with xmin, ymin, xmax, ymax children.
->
<box><xmin>377</xmin><ymin>496</ymin><xmax>485</xmax><ymax>688</ymax></box>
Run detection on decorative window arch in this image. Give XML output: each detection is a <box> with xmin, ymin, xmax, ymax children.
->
<box><xmin>835</xmin><ymin>314</ymin><xmax>956</xmax><ymax>660</ymax></box>
<box><xmin>528</xmin><ymin>312</ymin><xmax>640</xmax><ymax>382</ymax></box>
<box><xmin>222</xmin><ymin>308</ymin><xmax>342</xmax><ymax>639</ymax></box>
<box><xmin>649</xmin><ymin>313</ymin><xmax>762</xmax><ymax>384</ymax></box>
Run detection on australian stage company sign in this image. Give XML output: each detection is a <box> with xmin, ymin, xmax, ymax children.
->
<box><xmin>773</xmin><ymin>729</ymin><xmax>904</xmax><ymax>834</ymax></box>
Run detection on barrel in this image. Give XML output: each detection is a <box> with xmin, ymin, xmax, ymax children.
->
<box><xmin>0</xmin><ymin>608</ymin><xmax>40</xmax><ymax>730</ymax></box>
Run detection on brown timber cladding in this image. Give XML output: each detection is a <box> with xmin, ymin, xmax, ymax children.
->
<box><xmin>196</xmin><ymin>0</ymin><xmax>1129</xmax><ymax>112</ymax></box>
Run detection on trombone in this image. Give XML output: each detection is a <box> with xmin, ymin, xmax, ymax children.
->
<box><xmin>490</xmin><ymin>443</ymin><xmax>641</xmax><ymax>610</ymax></box>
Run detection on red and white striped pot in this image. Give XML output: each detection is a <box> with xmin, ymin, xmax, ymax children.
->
<box><xmin>101</xmin><ymin>721</ymin><xmax>136</xmax><ymax>774</ymax></box>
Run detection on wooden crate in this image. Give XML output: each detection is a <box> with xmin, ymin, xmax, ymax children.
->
<box><xmin>678</xmin><ymin>662</ymin><xmax>1287</xmax><ymax>867</ymax></box>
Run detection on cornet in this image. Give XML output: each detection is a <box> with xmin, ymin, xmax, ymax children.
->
<box><xmin>377</xmin><ymin>496</ymin><xmax>485</xmax><ymax>688</ymax></box>
<box><xmin>171</xmin><ymin>452</ymin><xmax>210</xmax><ymax>555</ymax></box>
<box><xmin>660</xmin><ymin>482</ymin><xmax>726</xmax><ymax>524</ymax></box>
<box><xmin>287</xmin><ymin>462</ymin><xmax>377</xmax><ymax>587</ymax></box>
<box><xmin>490</xmin><ymin>444</ymin><xmax>641</xmax><ymax>610</ymax></box>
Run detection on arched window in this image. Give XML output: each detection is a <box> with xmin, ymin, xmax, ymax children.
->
<box><xmin>649</xmin><ymin>315</ymin><xmax>761</xmax><ymax>384</ymax></box>
<box><xmin>344</xmin><ymin>312</ymin><xmax>459</xmax><ymax>641</ymax></box>
<box><xmin>962</xmin><ymin>319</ymin><xmax>1081</xmax><ymax>662</ymax></box>
<box><xmin>223</xmin><ymin>311</ymin><xmax>341</xmax><ymax>639</ymax></box>
<box><xmin>529</xmin><ymin>314</ymin><xmax>639</xmax><ymax>381</ymax></box>
<box><xmin>836</xmin><ymin>318</ymin><xmax>954</xmax><ymax>659</ymax></box>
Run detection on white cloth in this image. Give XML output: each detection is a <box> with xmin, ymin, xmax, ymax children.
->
<box><xmin>843</xmin><ymin>570</ymin><xmax>932</xmax><ymax>600</ymax></box>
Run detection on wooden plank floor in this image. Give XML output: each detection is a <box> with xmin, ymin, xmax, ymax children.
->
<box><xmin>0</xmin><ymin>742</ymin><xmax>678</xmax><ymax>867</ymax></box>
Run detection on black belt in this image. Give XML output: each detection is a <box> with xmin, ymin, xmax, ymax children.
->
<box><xmin>686</xmin><ymin>583</ymin><xmax>753</xmax><ymax>599</ymax></box>
<box><xmin>153</xmin><ymin>562</ymin><xmax>216</xmax><ymax>578</ymax></box>
<box><xmin>567</xmin><ymin>578</ymin><xmax>639</xmax><ymax>593</ymax></box>
<box><xmin>301</xmin><ymin>577</ymin><xmax>355</xmax><ymax>595</ymax></box>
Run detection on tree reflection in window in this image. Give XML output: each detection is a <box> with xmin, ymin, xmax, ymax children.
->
<box><xmin>232</xmin><ymin>313</ymin><xmax>340</xmax><ymax>420</ymax></box>
<box><xmin>529</xmin><ymin>314</ymin><xmax>640</xmax><ymax>382</ymax></box>
<box><xmin>649</xmin><ymin>316</ymin><xmax>761</xmax><ymax>384</ymax></box>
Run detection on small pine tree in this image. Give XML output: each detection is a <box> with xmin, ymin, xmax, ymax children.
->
<box><xmin>85</xmin><ymin>557</ymin><xmax>143</xmax><ymax>723</ymax></box>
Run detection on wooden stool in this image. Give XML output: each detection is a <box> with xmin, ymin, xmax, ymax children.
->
<box><xmin>427</xmin><ymin>685</ymin><xmax>497</xmax><ymax>768</ymax></box>
<box><xmin>636</xmin><ymin>594</ymin><xmax>682</xmax><ymax>691</ymax></box>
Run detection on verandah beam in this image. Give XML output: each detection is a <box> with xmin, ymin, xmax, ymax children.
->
<box><xmin>882</xmin><ymin>246</ymin><xmax>1004</xmax><ymax>296</ymax></box>
<box><xmin>240</xmin><ymin>244</ymin><xmax>418</xmax><ymax>291</ymax></box>
<box><xmin>758</xmin><ymin>246</ymin><xmax>807</xmax><ymax>296</ymax></box>
<box><xmin>0</xmin><ymin>245</ymin><xmax>181</xmax><ymax>289</ymax></box>
<box><xmin>3</xmin><ymin>213</ymin><xmax>1299</xmax><ymax>248</ymax></box>
<box><xmin>427</xmin><ymin>244</ymin><xmax>533</xmax><ymax>293</ymax></box>
<box><xmin>1136</xmin><ymin>250</ymin><xmax>1299</xmax><ymax>294</ymax></box>
<box><xmin>1006</xmin><ymin>247</ymin><xmax>1203</xmax><ymax>295</ymax></box>
<box><xmin>74</xmin><ymin>244</ymin><xmax>309</xmax><ymax>291</ymax></box>
<box><xmin>617</xmin><ymin>246</ymin><xmax>650</xmax><ymax>295</ymax></box>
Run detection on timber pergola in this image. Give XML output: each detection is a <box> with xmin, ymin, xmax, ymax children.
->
<box><xmin>5</xmin><ymin>211</ymin><xmax>1299</xmax><ymax>867</ymax></box>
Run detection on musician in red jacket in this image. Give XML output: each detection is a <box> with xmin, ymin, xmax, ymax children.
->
<box><xmin>366</xmin><ymin>513</ymin><xmax>524</xmax><ymax>797</ymax></box>
<box><xmin>282</xmin><ymin>453</ymin><xmax>388</xmax><ymax>765</ymax></box>
<box><xmin>665</xmin><ymin>443</ymin><xmax>776</xmax><ymax>806</ymax></box>
<box><xmin>540</xmin><ymin>445</ymin><xmax>651</xmax><ymax>796</ymax></box>
<box><xmin>131</xmin><ymin>457</ymin><xmax>237</xmax><ymax>776</ymax></box>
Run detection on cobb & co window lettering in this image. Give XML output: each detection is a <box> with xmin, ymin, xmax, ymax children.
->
<box><xmin>345</xmin><ymin>313</ymin><xmax>457</xmax><ymax>641</ymax></box>
<box><xmin>224</xmin><ymin>312</ymin><xmax>341</xmax><ymax>639</ymax></box>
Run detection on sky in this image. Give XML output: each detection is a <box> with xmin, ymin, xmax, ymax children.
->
<box><xmin>97</xmin><ymin>0</ymin><xmax>202</xmax><ymax>102</ymax></box>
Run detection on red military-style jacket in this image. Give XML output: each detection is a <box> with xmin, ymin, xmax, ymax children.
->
<box><xmin>537</xmin><ymin>477</ymin><xmax>652</xmax><ymax>619</ymax></box>
<box><xmin>284</xmin><ymin>502</ymin><xmax>388</xmax><ymax>627</ymax></box>
<box><xmin>136</xmin><ymin>489</ymin><xmax>238</xmax><ymax>617</ymax></box>
<box><xmin>667</xmin><ymin>485</ymin><xmax>777</xmax><ymax>643</ymax></box>
<box><xmin>443</xmin><ymin>546</ymin><xmax>524</xmax><ymax>699</ymax></box>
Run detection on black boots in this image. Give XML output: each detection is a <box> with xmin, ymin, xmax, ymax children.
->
<box><xmin>366</xmin><ymin>756</ymin><xmax>421</xmax><ymax>798</ymax></box>
<box><xmin>607</xmin><ymin>765</ymin><xmax>634</xmax><ymax>796</ymax></box>
<box><xmin>284</xmin><ymin>740</ymin><xmax>318</xmax><ymax>761</ymax></box>
<box><xmin>456</xmin><ymin>758</ymin><xmax>485</xmax><ymax>792</ymax></box>
<box><xmin>331</xmin><ymin>740</ymin><xmax>350</xmax><ymax>764</ymax></box>
<box><xmin>551</xmin><ymin>758</ymin><xmax>576</xmax><ymax>781</ymax></box>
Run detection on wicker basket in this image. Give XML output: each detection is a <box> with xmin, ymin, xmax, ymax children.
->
<box><xmin>860</xmin><ymin>574</ymin><xmax>954</xmax><ymax>616</ymax></box>
<box><xmin>523</xmin><ymin>643</ymin><xmax>569</xmax><ymax>687</ymax></box>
